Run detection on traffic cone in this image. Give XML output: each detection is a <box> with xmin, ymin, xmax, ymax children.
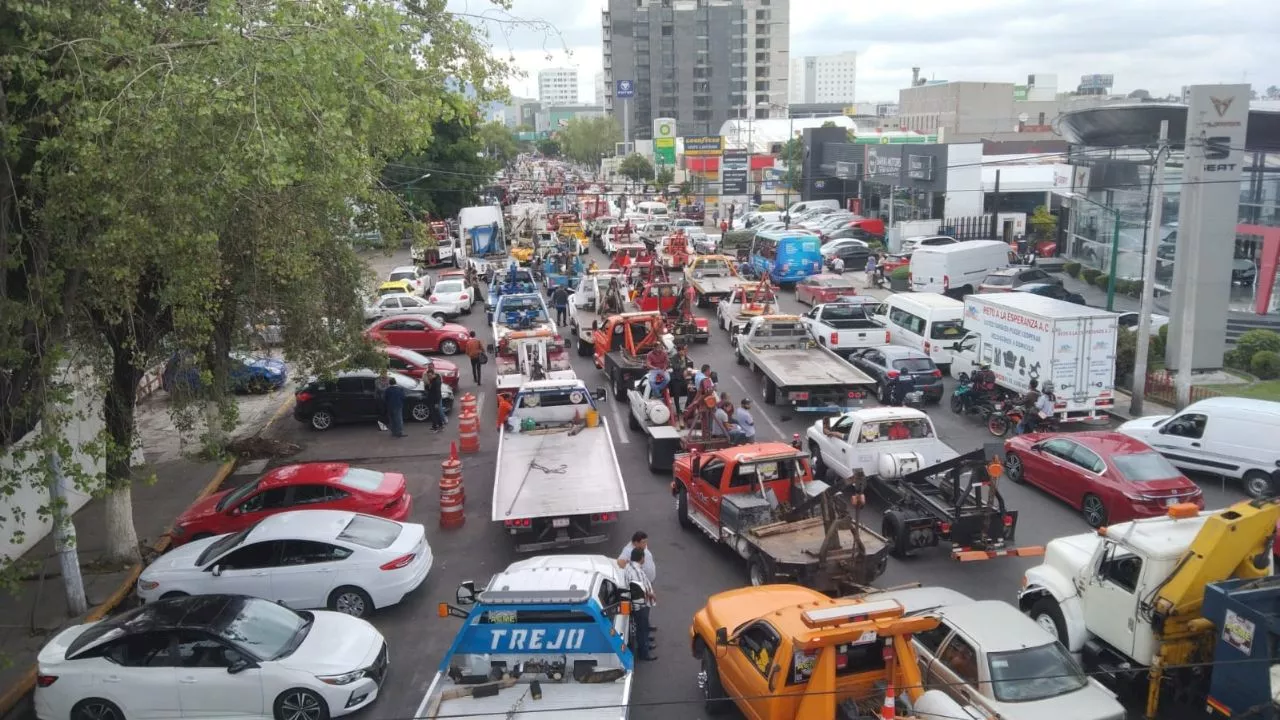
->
<box><xmin>880</xmin><ymin>682</ymin><xmax>895</xmax><ymax>720</ymax></box>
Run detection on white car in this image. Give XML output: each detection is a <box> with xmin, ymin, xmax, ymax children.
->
<box><xmin>387</xmin><ymin>265</ymin><xmax>428</xmax><ymax>295</ymax></box>
<box><xmin>1116</xmin><ymin>311</ymin><xmax>1169</xmax><ymax>336</ymax></box>
<box><xmin>36</xmin><ymin>594</ymin><xmax>388</xmax><ymax>720</ymax></box>
<box><xmin>138</xmin><ymin>510</ymin><xmax>432</xmax><ymax>618</ymax></box>
<box><xmin>427</xmin><ymin>277</ymin><xmax>474</xmax><ymax>315</ymax></box>
<box><xmin>363</xmin><ymin>293</ymin><xmax>450</xmax><ymax>322</ymax></box>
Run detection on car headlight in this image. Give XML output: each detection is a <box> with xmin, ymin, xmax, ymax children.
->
<box><xmin>138</xmin><ymin>578</ymin><xmax>160</xmax><ymax>591</ymax></box>
<box><xmin>319</xmin><ymin>669</ymin><xmax>366</xmax><ymax>686</ymax></box>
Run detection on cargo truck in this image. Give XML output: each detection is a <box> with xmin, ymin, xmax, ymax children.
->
<box><xmin>948</xmin><ymin>293</ymin><xmax>1118</xmax><ymax>423</ymax></box>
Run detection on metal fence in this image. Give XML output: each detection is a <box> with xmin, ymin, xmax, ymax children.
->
<box><xmin>940</xmin><ymin>215</ymin><xmax>998</xmax><ymax>242</ymax></box>
<box><xmin>1141</xmin><ymin>370</ymin><xmax>1222</xmax><ymax>406</ymax></box>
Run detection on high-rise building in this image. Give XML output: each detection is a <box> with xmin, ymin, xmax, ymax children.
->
<box><xmin>789</xmin><ymin>52</ymin><xmax>857</xmax><ymax>104</ymax></box>
<box><xmin>594</xmin><ymin>71</ymin><xmax>607</xmax><ymax>107</ymax></box>
<box><xmin>601</xmin><ymin>0</ymin><xmax>789</xmax><ymax>141</ymax></box>
<box><xmin>538</xmin><ymin>68</ymin><xmax>580</xmax><ymax>106</ymax></box>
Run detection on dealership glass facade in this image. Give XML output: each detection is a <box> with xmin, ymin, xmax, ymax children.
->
<box><xmin>1062</xmin><ymin>150</ymin><xmax>1280</xmax><ymax>314</ymax></box>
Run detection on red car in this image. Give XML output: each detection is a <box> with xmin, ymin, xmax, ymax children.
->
<box><xmin>365</xmin><ymin>313</ymin><xmax>469</xmax><ymax>355</ymax></box>
<box><xmin>795</xmin><ymin>273</ymin><xmax>860</xmax><ymax>305</ymax></box>
<box><xmin>169</xmin><ymin>463</ymin><xmax>412</xmax><ymax>544</ymax></box>
<box><xmin>1003</xmin><ymin>431</ymin><xmax>1203</xmax><ymax>528</ymax></box>
<box><xmin>383</xmin><ymin>345</ymin><xmax>460</xmax><ymax>389</ymax></box>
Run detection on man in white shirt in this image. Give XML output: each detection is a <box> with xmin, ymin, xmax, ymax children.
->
<box><xmin>619</xmin><ymin>547</ymin><xmax>657</xmax><ymax>661</ymax></box>
<box><xmin>618</xmin><ymin>531</ymin><xmax>656</xmax><ymax>583</ymax></box>
<box><xmin>733</xmin><ymin>399</ymin><xmax>756</xmax><ymax>442</ymax></box>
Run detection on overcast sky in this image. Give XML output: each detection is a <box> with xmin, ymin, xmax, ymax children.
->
<box><xmin>449</xmin><ymin>0</ymin><xmax>1280</xmax><ymax>105</ymax></box>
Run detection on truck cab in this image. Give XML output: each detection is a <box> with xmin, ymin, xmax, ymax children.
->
<box><xmin>717</xmin><ymin>281</ymin><xmax>779</xmax><ymax>336</ymax></box>
<box><xmin>690</xmin><ymin>585</ymin><xmax>968</xmax><ymax>720</ymax></box>
<box><xmin>592</xmin><ymin>312</ymin><xmax>674</xmax><ymax>398</ymax></box>
<box><xmin>804</xmin><ymin>407</ymin><xmax>957</xmax><ymax>481</ymax></box>
<box><xmin>674</xmin><ymin>444</ymin><xmax>816</xmax><ymax>537</ymax></box>
<box><xmin>491</xmin><ymin>292</ymin><xmax>555</xmax><ymax>342</ymax></box>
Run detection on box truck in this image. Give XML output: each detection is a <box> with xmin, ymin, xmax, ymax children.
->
<box><xmin>948</xmin><ymin>293</ymin><xmax>1118</xmax><ymax>422</ymax></box>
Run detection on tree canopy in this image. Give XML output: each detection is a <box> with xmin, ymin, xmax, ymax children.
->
<box><xmin>619</xmin><ymin>154</ymin><xmax>655</xmax><ymax>185</ymax></box>
<box><xmin>556</xmin><ymin>116</ymin><xmax>621</xmax><ymax>166</ymax></box>
<box><xmin>384</xmin><ymin>98</ymin><xmax>505</xmax><ymax>221</ymax></box>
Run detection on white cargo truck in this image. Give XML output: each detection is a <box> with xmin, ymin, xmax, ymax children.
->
<box><xmin>948</xmin><ymin>293</ymin><xmax>1118</xmax><ymax>422</ymax></box>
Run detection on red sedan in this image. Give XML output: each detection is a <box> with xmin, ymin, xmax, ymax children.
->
<box><xmin>365</xmin><ymin>313</ymin><xmax>469</xmax><ymax>355</ymax></box>
<box><xmin>795</xmin><ymin>273</ymin><xmax>860</xmax><ymax>305</ymax></box>
<box><xmin>169</xmin><ymin>463</ymin><xmax>412</xmax><ymax>544</ymax></box>
<box><xmin>1004</xmin><ymin>431</ymin><xmax>1203</xmax><ymax>528</ymax></box>
<box><xmin>383</xmin><ymin>345</ymin><xmax>460</xmax><ymax>389</ymax></box>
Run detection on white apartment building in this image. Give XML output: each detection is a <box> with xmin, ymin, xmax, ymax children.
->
<box><xmin>538</xmin><ymin>68</ymin><xmax>580</xmax><ymax>106</ymax></box>
<box><xmin>594</xmin><ymin>71</ymin><xmax>607</xmax><ymax>107</ymax></box>
<box><xmin>790</xmin><ymin>51</ymin><xmax>857</xmax><ymax>104</ymax></box>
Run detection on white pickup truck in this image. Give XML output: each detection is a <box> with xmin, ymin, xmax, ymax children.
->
<box><xmin>716</xmin><ymin>281</ymin><xmax>779</xmax><ymax>336</ymax></box>
<box><xmin>800</xmin><ymin>301</ymin><xmax>890</xmax><ymax>358</ymax></box>
<box><xmin>494</xmin><ymin>380</ymin><xmax>628</xmax><ymax>552</ymax></box>
<box><xmin>804</xmin><ymin>407</ymin><xmax>959</xmax><ymax>481</ymax></box>
<box><xmin>735</xmin><ymin>314</ymin><xmax>878</xmax><ymax>413</ymax></box>
<box><xmin>567</xmin><ymin>270</ymin><xmax>627</xmax><ymax>356</ymax></box>
<box><xmin>421</xmin><ymin>554</ymin><xmax>635</xmax><ymax>720</ymax></box>
<box><xmin>625</xmin><ymin>372</ymin><xmax>683</xmax><ymax>472</ymax></box>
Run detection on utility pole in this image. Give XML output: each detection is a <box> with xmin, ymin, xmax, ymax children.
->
<box><xmin>990</xmin><ymin>170</ymin><xmax>1002</xmax><ymax>239</ymax></box>
<box><xmin>1130</xmin><ymin>121</ymin><xmax>1170</xmax><ymax>416</ymax></box>
<box><xmin>43</xmin><ymin>414</ymin><xmax>87</xmax><ymax>616</ymax></box>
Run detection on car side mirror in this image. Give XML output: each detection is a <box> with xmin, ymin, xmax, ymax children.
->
<box><xmin>211</xmin><ymin>565</ymin><xmax>223</xmax><ymax>577</ymax></box>
<box><xmin>715</xmin><ymin>627</ymin><xmax>729</xmax><ymax>646</ymax></box>
<box><xmin>227</xmin><ymin>657</ymin><xmax>257</xmax><ymax>675</ymax></box>
<box><xmin>456</xmin><ymin>580</ymin><xmax>477</xmax><ymax>605</ymax></box>
<box><xmin>594</xmin><ymin>387</ymin><xmax>607</xmax><ymax>402</ymax></box>
<box><xmin>767</xmin><ymin>664</ymin><xmax>780</xmax><ymax>691</ymax></box>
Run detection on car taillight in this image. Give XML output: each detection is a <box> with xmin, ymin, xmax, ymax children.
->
<box><xmin>296</xmin><ymin>391</ymin><xmax>313</xmax><ymax>404</ymax></box>
<box><xmin>924</xmin><ymin>341</ymin><xmax>931</xmax><ymax>353</ymax></box>
<box><xmin>932</xmin><ymin>370</ymin><xmax>943</xmax><ymax>378</ymax></box>
<box><xmin>592</xmin><ymin>512</ymin><xmax>617</xmax><ymax>522</ymax></box>
<box><xmin>504</xmin><ymin>519</ymin><xmax>532</xmax><ymax>528</ymax></box>
<box><xmin>36</xmin><ymin>675</ymin><xmax>57</xmax><ymax>688</ymax></box>
<box><xmin>459</xmin><ymin>294</ymin><xmax>468</xmax><ymax>301</ymax></box>
<box><xmin>429</xmin><ymin>296</ymin><xmax>438</xmax><ymax>302</ymax></box>
<box><xmin>943</xmin><ymin>274</ymin><xmax>950</xmax><ymax>290</ymax></box>
<box><xmin>884</xmin><ymin>330</ymin><xmax>891</xmax><ymax>343</ymax></box>
<box><xmin>383</xmin><ymin>497</ymin><xmax>402</xmax><ymax>510</ymax></box>
<box><xmin>887</xmin><ymin>370</ymin><xmax>899</xmax><ymax>378</ymax></box>
<box><xmin>1003</xmin><ymin>515</ymin><xmax>1014</xmax><ymax>527</ymax></box>
<box><xmin>830</xmin><ymin>332</ymin><xmax>839</xmax><ymax>345</ymax></box>
<box><xmin>380</xmin><ymin>553</ymin><xmax>416</xmax><ymax>571</ymax></box>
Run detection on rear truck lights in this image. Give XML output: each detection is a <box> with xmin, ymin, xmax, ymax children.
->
<box><xmin>380</xmin><ymin>553</ymin><xmax>416</xmax><ymax>571</ymax></box>
<box><xmin>848</xmin><ymin>391</ymin><xmax>862</xmax><ymax>398</ymax></box>
<box><xmin>1002</xmin><ymin>514</ymin><xmax>1014</xmax><ymax>527</ymax></box>
<box><xmin>943</xmin><ymin>274</ymin><xmax>950</xmax><ymax>290</ymax></box>
<box><xmin>830</xmin><ymin>332</ymin><xmax>839</xmax><ymax>345</ymax></box>
<box><xmin>937</xmin><ymin>521</ymin><xmax>952</xmax><ymax>535</ymax></box>
<box><xmin>503</xmin><ymin>518</ymin><xmax>533</xmax><ymax>529</ymax></box>
<box><xmin>884</xmin><ymin>330</ymin><xmax>891</xmax><ymax>343</ymax></box>
<box><xmin>591</xmin><ymin>512</ymin><xmax>618</xmax><ymax>522</ymax></box>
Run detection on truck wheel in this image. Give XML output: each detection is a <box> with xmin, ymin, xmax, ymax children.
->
<box><xmin>748</xmin><ymin>554</ymin><xmax>776</xmax><ymax>586</ymax></box>
<box><xmin>628</xmin><ymin>409</ymin><xmax>641</xmax><ymax>431</ymax></box>
<box><xmin>612</xmin><ymin>369</ymin><xmax>626</xmax><ymax>400</ymax></box>
<box><xmin>696</xmin><ymin>641</ymin><xmax>730</xmax><ymax>714</ymax></box>
<box><xmin>576</xmin><ymin>336</ymin><xmax>592</xmax><ymax>357</ymax></box>
<box><xmin>647</xmin><ymin>438</ymin><xmax>662</xmax><ymax>473</ymax></box>
<box><xmin>1028</xmin><ymin>597</ymin><xmax>1068</xmax><ymax>644</ymax></box>
<box><xmin>735</xmin><ymin>349</ymin><xmax>746</xmax><ymax>366</ymax></box>
<box><xmin>675</xmin><ymin>486</ymin><xmax>693</xmax><ymax>529</ymax></box>
<box><xmin>882</xmin><ymin>511</ymin><xmax>913</xmax><ymax>559</ymax></box>
<box><xmin>808</xmin><ymin>441</ymin><xmax>826</xmax><ymax>478</ymax></box>
<box><xmin>1243</xmin><ymin>469</ymin><xmax>1275</xmax><ymax>499</ymax></box>
<box><xmin>763</xmin><ymin>379</ymin><xmax>777</xmax><ymax>405</ymax></box>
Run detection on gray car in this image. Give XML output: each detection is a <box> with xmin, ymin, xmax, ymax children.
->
<box><xmin>861</xmin><ymin>587</ymin><xmax>1125</xmax><ymax>720</ymax></box>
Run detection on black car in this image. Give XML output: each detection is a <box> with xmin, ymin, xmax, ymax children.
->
<box><xmin>293</xmin><ymin>369</ymin><xmax>448</xmax><ymax>431</ymax></box>
<box><xmin>820</xmin><ymin>238</ymin><xmax>871</xmax><ymax>269</ymax></box>
<box><xmin>847</xmin><ymin>346</ymin><xmax>944</xmax><ymax>404</ymax></box>
<box><xmin>1018</xmin><ymin>282</ymin><xmax>1086</xmax><ymax>305</ymax></box>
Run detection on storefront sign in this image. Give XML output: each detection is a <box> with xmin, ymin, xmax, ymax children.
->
<box><xmin>835</xmin><ymin>161</ymin><xmax>860</xmax><ymax>180</ymax></box>
<box><xmin>721</xmin><ymin>148</ymin><xmax>749</xmax><ymax>195</ymax></box>
<box><xmin>907</xmin><ymin>155</ymin><xmax>934</xmax><ymax>181</ymax></box>
<box><xmin>865</xmin><ymin>146</ymin><xmax>903</xmax><ymax>182</ymax></box>
<box><xmin>683</xmin><ymin>136</ymin><xmax>724</xmax><ymax>157</ymax></box>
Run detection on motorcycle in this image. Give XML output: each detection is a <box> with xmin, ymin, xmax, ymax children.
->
<box><xmin>987</xmin><ymin>403</ymin><xmax>1060</xmax><ymax>437</ymax></box>
<box><xmin>950</xmin><ymin>373</ymin><xmax>997</xmax><ymax>420</ymax></box>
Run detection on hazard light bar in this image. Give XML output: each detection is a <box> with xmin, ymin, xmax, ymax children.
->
<box><xmin>477</xmin><ymin>589</ymin><xmax>591</xmax><ymax>605</ymax></box>
<box><xmin>801</xmin><ymin>599</ymin><xmax>903</xmax><ymax>628</ymax></box>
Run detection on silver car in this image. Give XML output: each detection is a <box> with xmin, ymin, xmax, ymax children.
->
<box><xmin>863</xmin><ymin>587</ymin><xmax>1125</xmax><ymax>720</ymax></box>
<box><xmin>364</xmin><ymin>293</ymin><xmax>451</xmax><ymax>323</ymax></box>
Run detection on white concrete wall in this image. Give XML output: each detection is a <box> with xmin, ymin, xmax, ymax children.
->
<box><xmin>945</xmin><ymin>143</ymin><xmax>984</xmax><ymax>218</ymax></box>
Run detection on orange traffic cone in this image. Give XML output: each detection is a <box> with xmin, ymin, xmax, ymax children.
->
<box><xmin>880</xmin><ymin>682</ymin><xmax>895</xmax><ymax>720</ymax></box>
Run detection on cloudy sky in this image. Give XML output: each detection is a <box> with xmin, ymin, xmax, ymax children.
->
<box><xmin>449</xmin><ymin>0</ymin><xmax>1280</xmax><ymax>104</ymax></box>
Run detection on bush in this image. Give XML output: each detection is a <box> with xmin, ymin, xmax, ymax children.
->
<box><xmin>1236</xmin><ymin>329</ymin><xmax>1280</xmax><ymax>363</ymax></box>
<box><xmin>1152</xmin><ymin>323</ymin><xmax>1168</xmax><ymax>359</ymax></box>
<box><xmin>1092</xmin><ymin>273</ymin><xmax>1111</xmax><ymax>290</ymax></box>
<box><xmin>1115</xmin><ymin>328</ymin><xmax>1137</xmax><ymax>384</ymax></box>
<box><xmin>890</xmin><ymin>265</ymin><xmax>911</xmax><ymax>280</ymax></box>
<box><xmin>1127</xmin><ymin>280</ymin><xmax>1144</xmax><ymax>297</ymax></box>
<box><xmin>1251</xmin><ymin>351</ymin><xmax>1280</xmax><ymax>380</ymax></box>
<box><xmin>1081</xmin><ymin>267</ymin><xmax>1101</xmax><ymax>285</ymax></box>
<box><xmin>1224</xmin><ymin>348</ymin><xmax>1248</xmax><ymax>370</ymax></box>
<box><xmin>1063</xmin><ymin>261</ymin><xmax>1081</xmax><ymax>277</ymax></box>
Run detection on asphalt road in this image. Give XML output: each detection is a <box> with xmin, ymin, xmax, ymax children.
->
<box><xmin>263</xmin><ymin>245</ymin><xmax>1249</xmax><ymax>720</ymax></box>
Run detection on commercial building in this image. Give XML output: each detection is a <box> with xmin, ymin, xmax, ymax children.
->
<box><xmin>789</xmin><ymin>51</ymin><xmax>857</xmax><ymax>105</ymax></box>
<box><xmin>502</xmin><ymin>97</ymin><xmax>537</xmax><ymax>128</ymax></box>
<box><xmin>594</xmin><ymin>71</ymin><xmax>607</xmax><ymax>107</ymax></box>
<box><xmin>537</xmin><ymin>68</ymin><xmax>580</xmax><ymax>106</ymax></box>
<box><xmin>535</xmin><ymin>105</ymin><xmax>606</xmax><ymax>133</ymax></box>
<box><xmin>601</xmin><ymin>0</ymin><xmax>789</xmax><ymax>141</ymax></box>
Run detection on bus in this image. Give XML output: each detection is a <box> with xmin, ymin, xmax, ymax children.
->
<box><xmin>749</xmin><ymin>230</ymin><xmax>823</xmax><ymax>285</ymax></box>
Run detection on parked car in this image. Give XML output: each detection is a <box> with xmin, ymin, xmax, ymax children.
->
<box><xmin>688</xmin><ymin>228</ymin><xmax>716</xmax><ymax>254</ymax></box>
<box><xmin>900</xmin><ymin>235</ymin><xmax>958</xmax><ymax>255</ymax></box>
<box><xmin>170</xmin><ymin>463</ymin><xmax>413</xmax><ymax>544</ymax></box>
<box><xmin>35</xmin><ymin>595</ymin><xmax>388</xmax><ymax>720</ymax></box>
<box><xmin>820</xmin><ymin>238</ymin><xmax>871</xmax><ymax>269</ymax></box>
<box><xmin>1116</xmin><ymin>311</ymin><xmax>1170</xmax><ymax>336</ymax></box>
<box><xmin>1003</xmin><ymin>431</ymin><xmax>1204</xmax><ymax>527</ymax></box>
<box><xmin>293</xmin><ymin>369</ymin><xmax>443</xmax><ymax>431</ymax></box>
<box><xmin>1018</xmin><ymin>282</ymin><xmax>1086</xmax><ymax>305</ymax></box>
<box><xmin>861</xmin><ymin>586</ymin><xmax>1127</xmax><ymax>720</ymax></box>
<box><xmin>140</xmin><ymin>510</ymin><xmax>432</xmax><ymax>618</ymax></box>
<box><xmin>382</xmin><ymin>346</ymin><xmax>459</xmax><ymax>389</ymax></box>
<box><xmin>847</xmin><ymin>345</ymin><xmax>945</xmax><ymax>404</ymax></box>
<box><xmin>363</xmin><ymin>293</ymin><xmax>450</xmax><ymax>323</ymax></box>
<box><xmin>386</xmin><ymin>265</ymin><xmax>428</xmax><ymax>295</ymax></box>
<box><xmin>427</xmin><ymin>277</ymin><xmax>475</xmax><ymax>315</ymax></box>
<box><xmin>377</xmin><ymin>279</ymin><xmax>415</xmax><ymax>297</ymax></box>
<box><xmin>365</xmin><ymin>314</ymin><xmax>469</xmax><ymax>355</ymax></box>
<box><xmin>162</xmin><ymin>351</ymin><xmax>288</xmax><ymax>395</ymax></box>
<box><xmin>795</xmin><ymin>273</ymin><xmax>861</xmax><ymax>305</ymax></box>
<box><xmin>978</xmin><ymin>266</ymin><xmax>1063</xmax><ymax>293</ymax></box>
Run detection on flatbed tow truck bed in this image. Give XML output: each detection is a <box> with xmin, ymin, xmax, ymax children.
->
<box><xmin>492</xmin><ymin>425</ymin><xmax>628</xmax><ymax>522</ymax></box>
<box><xmin>748</xmin><ymin>349</ymin><xmax>871</xmax><ymax>387</ymax></box>
<box><xmin>423</xmin><ymin>679</ymin><xmax>630</xmax><ymax>720</ymax></box>
<box><xmin>747</xmin><ymin>516</ymin><xmax>886</xmax><ymax>567</ymax></box>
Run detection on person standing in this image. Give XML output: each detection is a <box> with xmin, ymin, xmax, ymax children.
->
<box><xmin>864</xmin><ymin>253</ymin><xmax>878</xmax><ymax>289</ymax></box>
<box><xmin>374</xmin><ymin>369</ymin><xmax>391</xmax><ymax>432</ymax></box>
<box><xmin>463</xmin><ymin>331</ymin><xmax>485</xmax><ymax>385</ymax></box>
<box><xmin>831</xmin><ymin>255</ymin><xmax>845</xmax><ymax>275</ymax></box>
<box><xmin>551</xmin><ymin>284</ymin><xmax>570</xmax><ymax>327</ymax></box>
<box><xmin>424</xmin><ymin>367</ymin><xmax>444</xmax><ymax>433</ymax></box>
<box><xmin>384</xmin><ymin>378</ymin><xmax>407</xmax><ymax>438</ymax></box>
<box><xmin>733</xmin><ymin>399</ymin><xmax>756</xmax><ymax>443</ymax></box>
<box><xmin>620</xmin><ymin>548</ymin><xmax>657</xmax><ymax>661</ymax></box>
<box><xmin>618</xmin><ymin>531</ymin><xmax>656</xmax><ymax>583</ymax></box>
<box><xmin>669</xmin><ymin>345</ymin><xmax>692</xmax><ymax>413</ymax></box>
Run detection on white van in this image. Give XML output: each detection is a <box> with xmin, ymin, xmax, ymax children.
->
<box><xmin>908</xmin><ymin>240</ymin><xmax>1011</xmax><ymax>296</ymax></box>
<box><xmin>786</xmin><ymin>199</ymin><xmax>840</xmax><ymax>216</ymax></box>
<box><xmin>872</xmin><ymin>293</ymin><xmax>966</xmax><ymax>371</ymax></box>
<box><xmin>635</xmin><ymin>201</ymin><xmax>670</xmax><ymax>220</ymax></box>
<box><xmin>1117</xmin><ymin>396</ymin><xmax>1280</xmax><ymax>499</ymax></box>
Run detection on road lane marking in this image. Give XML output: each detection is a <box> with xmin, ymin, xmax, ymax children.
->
<box><xmin>477</xmin><ymin>391</ymin><xmax>486</xmax><ymax>421</ymax></box>
<box><xmin>609</xmin><ymin>402</ymin><xmax>630</xmax><ymax>443</ymax></box>
<box><xmin>730</xmin><ymin>376</ymin><xmax>786</xmax><ymax>441</ymax></box>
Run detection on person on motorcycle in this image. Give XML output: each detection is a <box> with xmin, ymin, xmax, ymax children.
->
<box><xmin>887</xmin><ymin>370</ymin><xmax>915</xmax><ymax>406</ymax></box>
<box><xmin>1015</xmin><ymin>379</ymin><xmax>1045</xmax><ymax>435</ymax></box>
<box><xmin>965</xmin><ymin>363</ymin><xmax>997</xmax><ymax>412</ymax></box>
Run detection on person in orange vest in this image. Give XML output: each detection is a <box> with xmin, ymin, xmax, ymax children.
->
<box><xmin>496</xmin><ymin>394</ymin><xmax>514</xmax><ymax>430</ymax></box>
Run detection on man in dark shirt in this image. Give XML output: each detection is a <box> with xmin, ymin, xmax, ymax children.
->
<box><xmin>424</xmin><ymin>367</ymin><xmax>444</xmax><ymax>433</ymax></box>
<box><xmin>384</xmin><ymin>379</ymin><xmax>407</xmax><ymax>438</ymax></box>
<box><xmin>551</xmin><ymin>285</ymin><xmax>570</xmax><ymax>326</ymax></box>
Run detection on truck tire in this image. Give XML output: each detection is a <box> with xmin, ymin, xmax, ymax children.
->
<box><xmin>647</xmin><ymin>437</ymin><xmax>662</xmax><ymax>473</ymax></box>
<box><xmin>748</xmin><ymin>554</ymin><xmax>776</xmax><ymax>586</ymax></box>
<box><xmin>675</xmin><ymin>486</ymin><xmax>693</xmax><ymax>529</ymax></box>
<box><xmin>612</xmin><ymin>369</ymin><xmax>626</xmax><ymax>400</ymax></box>
<box><xmin>576</xmin><ymin>336</ymin><xmax>593</xmax><ymax>357</ymax></box>
<box><xmin>1028</xmin><ymin>596</ymin><xmax>1068</xmax><ymax>644</ymax></box>
<box><xmin>882</xmin><ymin>511</ymin><xmax>913</xmax><ymax>559</ymax></box>
<box><xmin>735</xmin><ymin>349</ymin><xmax>747</xmax><ymax>366</ymax></box>
<box><xmin>763</xmin><ymin>379</ymin><xmax>777</xmax><ymax>405</ymax></box>
<box><xmin>695</xmin><ymin>641</ymin><xmax>730</xmax><ymax>714</ymax></box>
<box><xmin>808</xmin><ymin>441</ymin><xmax>826</xmax><ymax>478</ymax></box>
<box><xmin>628</xmin><ymin>410</ymin><xmax>641</xmax><ymax>431</ymax></box>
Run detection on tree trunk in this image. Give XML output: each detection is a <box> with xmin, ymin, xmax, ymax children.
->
<box><xmin>100</xmin><ymin>323</ymin><xmax>144</xmax><ymax>565</ymax></box>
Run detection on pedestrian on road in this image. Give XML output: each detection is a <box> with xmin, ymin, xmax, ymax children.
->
<box><xmin>620</xmin><ymin>547</ymin><xmax>657</xmax><ymax>661</ymax></box>
<box><xmin>618</xmin><ymin>531</ymin><xmax>657</xmax><ymax>582</ymax></box>
<box><xmin>497</xmin><ymin>393</ymin><xmax>514</xmax><ymax>430</ymax></box>
<box><xmin>374</xmin><ymin>369</ymin><xmax>391</xmax><ymax>432</ymax></box>
<box><xmin>384</xmin><ymin>379</ymin><xmax>407</xmax><ymax>438</ymax></box>
<box><xmin>831</xmin><ymin>256</ymin><xmax>845</xmax><ymax>275</ymax></box>
<box><xmin>424</xmin><ymin>367</ymin><xmax>444</xmax><ymax>433</ymax></box>
<box><xmin>551</xmin><ymin>284</ymin><xmax>570</xmax><ymax>326</ymax></box>
<box><xmin>864</xmin><ymin>254</ymin><xmax>878</xmax><ymax>289</ymax></box>
<box><xmin>463</xmin><ymin>331</ymin><xmax>485</xmax><ymax>385</ymax></box>
<box><xmin>734</xmin><ymin>399</ymin><xmax>756</xmax><ymax>442</ymax></box>
<box><xmin>693</xmin><ymin>364</ymin><xmax>712</xmax><ymax>390</ymax></box>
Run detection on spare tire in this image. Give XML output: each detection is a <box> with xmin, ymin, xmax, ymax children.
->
<box><xmin>646</xmin><ymin>402</ymin><xmax>671</xmax><ymax>426</ymax></box>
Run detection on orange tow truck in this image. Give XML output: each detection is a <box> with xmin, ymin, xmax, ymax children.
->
<box><xmin>592</xmin><ymin>311</ymin><xmax>672</xmax><ymax>399</ymax></box>
<box><xmin>691</xmin><ymin>586</ymin><xmax>972</xmax><ymax>719</ymax></box>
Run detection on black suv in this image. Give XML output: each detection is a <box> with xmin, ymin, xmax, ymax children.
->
<box><xmin>294</xmin><ymin>369</ymin><xmax>448</xmax><ymax>431</ymax></box>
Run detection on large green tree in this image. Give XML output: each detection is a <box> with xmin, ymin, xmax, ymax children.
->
<box><xmin>556</xmin><ymin>116</ymin><xmax>621</xmax><ymax>166</ymax></box>
<box><xmin>4</xmin><ymin>0</ymin><xmax>504</xmax><ymax>564</ymax></box>
<box><xmin>384</xmin><ymin>96</ymin><xmax>503</xmax><ymax>221</ymax></box>
<box><xmin>619</xmin><ymin>153</ymin><xmax>655</xmax><ymax>189</ymax></box>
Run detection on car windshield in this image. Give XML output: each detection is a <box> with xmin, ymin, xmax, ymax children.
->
<box><xmin>823</xmin><ymin>304</ymin><xmax>870</xmax><ymax>320</ymax></box>
<box><xmin>339</xmin><ymin>468</ymin><xmax>385</xmax><ymax>492</ymax></box>
<box><xmin>337</xmin><ymin>514</ymin><xmax>402</xmax><ymax>549</ymax></box>
<box><xmin>216</xmin><ymin>480</ymin><xmax>260</xmax><ymax>512</ymax></box>
<box><xmin>984</xmin><ymin>274</ymin><xmax>1015</xmax><ymax>286</ymax></box>
<box><xmin>893</xmin><ymin>358</ymin><xmax>935</xmax><ymax>373</ymax></box>
<box><xmin>394</xmin><ymin>348</ymin><xmax>433</xmax><ymax>366</ymax></box>
<box><xmin>212</xmin><ymin>598</ymin><xmax>311</xmax><ymax>661</ymax></box>
<box><xmin>987</xmin><ymin>643</ymin><xmax>1087</xmax><ymax>702</ymax></box>
<box><xmin>389</xmin><ymin>271</ymin><xmax>416</xmax><ymax>282</ymax></box>
<box><xmin>930</xmin><ymin>320</ymin><xmax>965</xmax><ymax>340</ymax></box>
<box><xmin>196</xmin><ymin>523</ymin><xmax>257</xmax><ymax>566</ymax></box>
<box><xmin>422</xmin><ymin>315</ymin><xmax>445</xmax><ymax>329</ymax></box>
<box><xmin>1112</xmin><ymin>451</ymin><xmax>1183</xmax><ymax>482</ymax></box>
<box><xmin>435</xmin><ymin>281</ymin><xmax>464</xmax><ymax>294</ymax></box>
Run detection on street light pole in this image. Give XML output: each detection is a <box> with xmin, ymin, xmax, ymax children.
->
<box><xmin>1130</xmin><ymin>120</ymin><xmax>1171</xmax><ymax>416</ymax></box>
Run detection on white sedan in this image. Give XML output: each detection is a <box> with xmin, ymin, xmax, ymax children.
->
<box><xmin>428</xmin><ymin>277</ymin><xmax>474</xmax><ymax>315</ymax></box>
<box><xmin>137</xmin><ymin>510</ymin><xmax>433</xmax><ymax>618</ymax></box>
<box><xmin>36</xmin><ymin>594</ymin><xmax>387</xmax><ymax>720</ymax></box>
<box><xmin>363</xmin><ymin>293</ymin><xmax>451</xmax><ymax>322</ymax></box>
<box><xmin>387</xmin><ymin>265</ymin><xmax>428</xmax><ymax>295</ymax></box>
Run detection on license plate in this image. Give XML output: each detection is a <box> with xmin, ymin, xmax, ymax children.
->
<box><xmin>552</xmin><ymin>518</ymin><xmax>570</xmax><ymax>528</ymax></box>
<box><xmin>1166</xmin><ymin>497</ymin><xmax>1178</xmax><ymax>507</ymax></box>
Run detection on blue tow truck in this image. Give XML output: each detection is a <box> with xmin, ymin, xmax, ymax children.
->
<box><xmin>418</xmin><ymin>555</ymin><xmax>638</xmax><ymax>719</ymax></box>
